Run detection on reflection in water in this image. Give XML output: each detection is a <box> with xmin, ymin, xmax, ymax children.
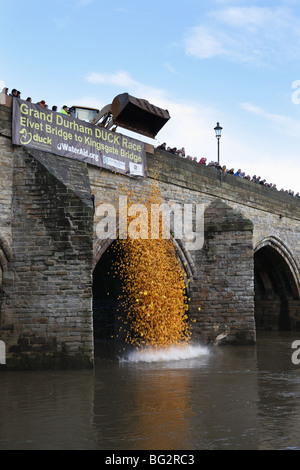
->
<box><xmin>0</xmin><ymin>332</ymin><xmax>300</xmax><ymax>450</ymax></box>
<box><xmin>0</xmin><ymin>370</ymin><xmax>95</xmax><ymax>449</ymax></box>
<box><xmin>255</xmin><ymin>332</ymin><xmax>300</xmax><ymax>450</ymax></box>
<box><xmin>93</xmin><ymin>363</ymin><xmax>193</xmax><ymax>450</ymax></box>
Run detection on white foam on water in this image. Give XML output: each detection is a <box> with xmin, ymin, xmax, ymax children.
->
<box><xmin>120</xmin><ymin>343</ymin><xmax>209</xmax><ymax>363</ymax></box>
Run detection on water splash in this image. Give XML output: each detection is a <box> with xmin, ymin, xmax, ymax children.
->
<box><xmin>119</xmin><ymin>343</ymin><xmax>209</xmax><ymax>363</ymax></box>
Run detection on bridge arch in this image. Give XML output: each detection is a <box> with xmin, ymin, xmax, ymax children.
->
<box><xmin>0</xmin><ymin>237</ymin><xmax>12</xmax><ymax>318</ymax></box>
<box><xmin>92</xmin><ymin>233</ymin><xmax>194</xmax><ymax>351</ymax></box>
<box><xmin>254</xmin><ymin>236</ymin><xmax>300</xmax><ymax>331</ymax></box>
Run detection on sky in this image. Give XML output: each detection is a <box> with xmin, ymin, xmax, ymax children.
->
<box><xmin>1</xmin><ymin>0</ymin><xmax>300</xmax><ymax>194</ymax></box>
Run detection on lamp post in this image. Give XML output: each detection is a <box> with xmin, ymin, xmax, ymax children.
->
<box><xmin>214</xmin><ymin>122</ymin><xmax>223</xmax><ymax>165</ymax></box>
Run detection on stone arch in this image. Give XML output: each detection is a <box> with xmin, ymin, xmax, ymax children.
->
<box><xmin>93</xmin><ymin>231</ymin><xmax>195</xmax><ymax>282</ymax></box>
<box><xmin>254</xmin><ymin>236</ymin><xmax>300</xmax><ymax>299</ymax></box>
<box><xmin>92</xmin><ymin>238</ymin><xmax>123</xmax><ymax>349</ymax></box>
<box><xmin>92</xmin><ymin>230</ymin><xmax>194</xmax><ymax>349</ymax></box>
<box><xmin>0</xmin><ymin>236</ymin><xmax>11</xmax><ymax>317</ymax></box>
<box><xmin>254</xmin><ymin>236</ymin><xmax>300</xmax><ymax>331</ymax></box>
<box><xmin>93</xmin><ymin>235</ymin><xmax>114</xmax><ymax>271</ymax></box>
<box><xmin>0</xmin><ymin>236</ymin><xmax>11</xmax><ymax>264</ymax></box>
<box><xmin>0</xmin><ymin>236</ymin><xmax>11</xmax><ymax>285</ymax></box>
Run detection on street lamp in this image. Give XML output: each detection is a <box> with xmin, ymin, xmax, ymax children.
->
<box><xmin>214</xmin><ymin>122</ymin><xmax>223</xmax><ymax>165</ymax></box>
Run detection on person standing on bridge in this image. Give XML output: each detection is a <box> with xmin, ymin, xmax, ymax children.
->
<box><xmin>9</xmin><ymin>89</ymin><xmax>18</xmax><ymax>98</ymax></box>
<box><xmin>60</xmin><ymin>105</ymin><xmax>70</xmax><ymax>115</ymax></box>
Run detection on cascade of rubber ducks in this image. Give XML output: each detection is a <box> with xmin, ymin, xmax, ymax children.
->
<box><xmin>112</xmin><ymin>171</ymin><xmax>191</xmax><ymax>350</ymax></box>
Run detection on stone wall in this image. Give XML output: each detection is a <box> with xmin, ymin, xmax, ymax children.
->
<box><xmin>0</xmin><ymin>104</ymin><xmax>14</xmax><ymax>363</ymax></box>
<box><xmin>0</xmin><ymin>101</ymin><xmax>299</xmax><ymax>368</ymax></box>
<box><xmin>188</xmin><ymin>200</ymin><xmax>255</xmax><ymax>344</ymax></box>
<box><xmin>155</xmin><ymin>151</ymin><xmax>299</xmax><ymax>261</ymax></box>
<box><xmin>0</xmin><ymin>125</ymin><xmax>94</xmax><ymax>368</ymax></box>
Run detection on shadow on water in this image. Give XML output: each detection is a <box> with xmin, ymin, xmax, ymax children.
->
<box><xmin>1</xmin><ymin>331</ymin><xmax>300</xmax><ymax>450</ymax></box>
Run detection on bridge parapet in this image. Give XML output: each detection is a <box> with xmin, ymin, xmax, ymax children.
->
<box><xmin>147</xmin><ymin>149</ymin><xmax>300</xmax><ymax>219</ymax></box>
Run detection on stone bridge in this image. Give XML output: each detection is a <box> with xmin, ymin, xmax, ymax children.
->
<box><xmin>0</xmin><ymin>99</ymin><xmax>299</xmax><ymax>369</ymax></box>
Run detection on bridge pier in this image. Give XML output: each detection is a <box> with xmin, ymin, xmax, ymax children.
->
<box><xmin>188</xmin><ymin>200</ymin><xmax>256</xmax><ymax>345</ymax></box>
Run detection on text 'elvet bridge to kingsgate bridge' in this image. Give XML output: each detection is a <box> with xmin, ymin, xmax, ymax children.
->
<box><xmin>0</xmin><ymin>93</ymin><xmax>299</xmax><ymax>370</ymax></box>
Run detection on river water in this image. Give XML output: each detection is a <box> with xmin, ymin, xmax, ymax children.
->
<box><xmin>1</xmin><ymin>331</ymin><xmax>300</xmax><ymax>450</ymax></box>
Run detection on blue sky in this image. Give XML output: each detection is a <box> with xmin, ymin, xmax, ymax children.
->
<box><xmin>1</xmin><ymin>0</ymin><xmax>300</xmax><ymax>193</ymax></box>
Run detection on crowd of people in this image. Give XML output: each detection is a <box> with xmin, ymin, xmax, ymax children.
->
<box><xmin>1</xmin><ymin>87</ymin><xmax>70</xmax><ymax>115</ymax></box>
<box><xmin>156</xmin><ymin>142</ymin><xmax>299</xmax><ymax>198</ymax></box>
<box><xmin>1</xmin><ymin>86</ymin><xmax>299</xmax><ymax>198</ymax></box>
